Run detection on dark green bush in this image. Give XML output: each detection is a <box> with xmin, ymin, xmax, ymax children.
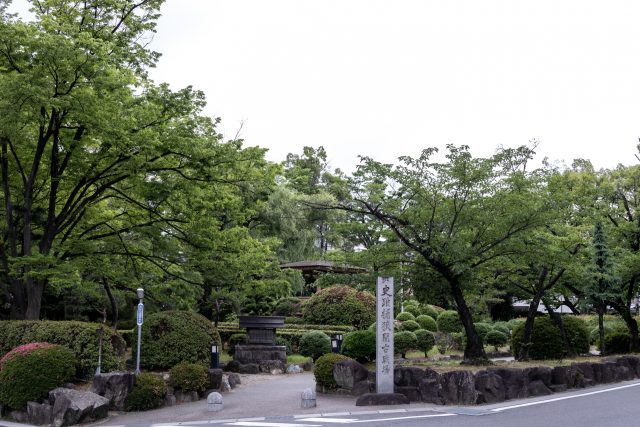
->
<box><xmin>508</xmin><ymin>318</ymin><xmax>525</xmax><ymax>331</ymax></box>
<box><xmin>273</xmin><ymin>297</ymin><xmax>301</xmax><ymax>316</ymax></box>
<box><xmin>136</xmin><ymin>311</ymin><xmax>221</xmax><ymax>370</ymax></box>
<box><xmin>284</xmin><ymin>316</ymin><xmax>305</xmax><ymax>325</ymax></box>
<box><xmin>415</xmin><ymin>315</ymin><xmax>437</xmax><ymax>332</ymax></box>
<box><xmin>125</xmin><ymin>373</ymin><xmax>167</xmax><ymax>411</ymax></box>
<box><xmin>604</xmin><ymin>332</ymin><xmax>631</xmax><ymax>355</ymax></box>
<box><xmin>437</xmin><ymin>311</ymin><xmax>463</xmax><ymax>333</ymax></box>
<box><xmin>228</xmin><ymin>333</ymin><xmax>247</xmax><ymax>356</ymax></box>
<box><xmin>119</xmin><ymin>329</ymin><xmax>135</xmax><ymax>348</ymax></box>
<box><xmin>474</xmin><ymin>322</ymin><xmax>492</xmax><ymax>342</ymax></box>
<box><xmin>421</xmin><ymin>305</ymin><xmax>440</xmax><ymax>320</ymax></box>
<box><xmin>275</xmin><ymin>336</ymin><xmax>293</xmax><ymax>355</ymax></box>
<box><xmin>302</xmin><ymin>285</ymin><xmax>375</xmax><ymax>328</ymax></box>
<box><xmin>169</xmin><ymin>362</ymin><xmax>208</xmax><ymax>392</ymax></box>
<box><xmin>394</xmin><ymin>331</ymin><xmax>417</xmax><ymax>358</ymax></box>
<box><xmin>299</xmin><ymin>331</ymin><xmax>331</xmax><ymax>360</ymax></box>
<box><xmin>485</xmin><ymin>330</ymin><xmax>509</xmax><ymax>351</ymax></box>
<box><xmin>414</xmin><ymin>329</ymin><xmax>435</xmax><ymax>357</ymax></box>
<box><xmin>511</xmin><ymin>316</ymin><xmax>588</xmax><ymax>360</ymax></box>
<box><xmin>340</xmin><ymin>330</ymin><xmax>376</xmax><ymax>362</ymax></box>
<box><xmin>0</xmin><ymin>344</ymin><xmax>75</xmax><ymax>410</ymax></box>
<box><xmin>396</xmin><ymin>312</ymin><xmax>416</xmax><ymax>322</ymax></box>
<box><xmin>0</xmin><ymin>320</ymin><xmax>124</xmax><ymax>378</ymax></box>
<box><xmin>399</xmin><ymin>319</ymin><xmax>420</xmax><ymax>332</ymax></box>
<box><xmin>403</xmin><ymin>300</ymin><xmax>422</xmax><ymax>317</ymax></box>
<box><xmin>313</xmin><ymin>353</ymin><xmax>351</xmax><ymax>390</ymax></box>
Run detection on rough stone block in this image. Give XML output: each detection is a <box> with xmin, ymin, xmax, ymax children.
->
<box><xmin>394</xmin><ymin>386</ymin><xmax>421</xmax><ymax>402</ymax></box>
<box><xmin>27</xmin><ymin>401</ymin><xmax>52</xmax><ymax>426</ymax></box>
<box><xmin>352</xmin><ymin>380</ymin><xmax>375</xmax><ymax>396</ymax></box>
<box><xmin>227</xmin><ymin>373</ymin><xmax>241</xmax><ymax>388</ymax></box>
<box><xmin>394</xmin><ymin>367</ymin><xmax>426</xmax><ymax>387</ymax></box>
<box><xmin>239</xmin><ymin>363</ymin><xmax>260</xmax><ymax>374</ymax></box>
<box><xmin>527</xmin><ymin>380</ymin><xmax>552</xmax><ymax>397</ymax></box>
<box><xmin>440</xmin><ymin>371</ymin><xmax>477</xmax><ymax>405</ymax></box>
<box><xmin>207</xmin><ymin>369</ymin><xmax>223</xmax><ymax>391</ymax></box>
<box><xmin>489</xmin><ymin>368</ymin><xmax>529</xmax><ymax>400</ymax></box>
<box><xmin>301</xmin><ymin>388</ymin><xmax>316</xmax><ymax>408</ymax></box>
<box><xmin>333</xmin><ymin>360</ymin><xmax>369</xmax><ymax>390</ymax></box>
<box><xmin>49</xmin><ymin>388</ymin><xmax>109</xmax><ymax>427</ymax></box>
<box><xmin>91</xmin><ymin>371</ymin><xmax>135</xmax><ymax>411</ymax></box>
<box><xmin>356</xmin><ymin>392</ymin><xmax>410</xmax><ymax>406</ymax></box>
<box><xmin>287</xmin><ymin>364</ymin><xmax>303</xmax><ymax>374</ymax></box>
<box><xmin>474</xmin><ymin>370</ymin><xmax>506</xmax><ymax>404</ymax></box>
<box><xmin>419</xmin><ymin>377</ymin><xmax>443</xmax><ymax>405</ymax></box>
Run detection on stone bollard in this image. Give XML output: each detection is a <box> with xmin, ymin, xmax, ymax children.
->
<box><xmin>207</xmin><ymin>392</ymin><xmax>223</xmax><ymax>412</ymax></box>
<box><xmin>301</xmin><ymin>388</ymin><xmax>316</xmax><ymax>408</ymax></box>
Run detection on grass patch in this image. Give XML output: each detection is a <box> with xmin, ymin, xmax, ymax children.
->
<box><xmin>287</xmin><ymin>354</ymin><xmax>312</xmax><ymax>364</ymax></box>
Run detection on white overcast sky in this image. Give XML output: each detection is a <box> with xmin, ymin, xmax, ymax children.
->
<box><xmin>10</xmin><ymin>0</ymin><xmax>640</xmax><ymax>172</ymax></box>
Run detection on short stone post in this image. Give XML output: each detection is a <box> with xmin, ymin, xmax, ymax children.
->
<box><xmin>207</xmin><ymin>392</ymin><xmax>223</xmax><ymax>412</ymax></box>
<box><xmin>301</xmin><ymin>388</ymin><xmax>316</xmax><ymax>408</ymax></box>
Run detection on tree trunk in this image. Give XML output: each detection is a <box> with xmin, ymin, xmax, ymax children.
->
<box><xmin>102</xmin><ymin>279</ymin><xmax>118</xmax><ymax>329</ymax></box>
<box><xmin>543</xmin><ymin>299</ymin><xmax>576</xmax><ymax>357</ymax></box>
<box><xmin>451</xmin><ymin>281</ymin><xmax>487</xmax><ymax>363</ymax></box>
<box><xmin>613</xmin><ymin>302</ymin><xmax>640</xmax><ymax>352</ymax></box>
<box><xmin>518</xmin><ymin>291</ymin><xmax>543</xmax><ymax>361</ymax></box>
<box><xmin>25</xmin><ymin>279</ymin><xmax>44</xmax><ymax>320</ymax></box>
<box><xmin>597</xmin><ymin>307</ymin><xmax>605</xmax><ymax>356</ymax></box>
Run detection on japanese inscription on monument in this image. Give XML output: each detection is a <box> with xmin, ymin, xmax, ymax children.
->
<box><xmin>376</xmin><ymin>276</ymin><xmax>394</xmax><ymax>394</ymax></box>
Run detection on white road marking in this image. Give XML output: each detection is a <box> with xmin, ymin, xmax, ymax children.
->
<box><xmin>492</xmin><ymin>381</ymin><xmax>640</xmax><ymax>412</ymax></box>
<box><xmin>296</xmin><ymin>418</ymin><xmax>357</xmax><ymax>423</ymax></box>
<box><xmin>348</xmin><ymin>413</ymin><xmax>457</xmax><ymax>423</ymax></box>
<box><xmin>225</xmin><ymin>422</ymin><xmax>321</xmax><ymax>427</ymax></box>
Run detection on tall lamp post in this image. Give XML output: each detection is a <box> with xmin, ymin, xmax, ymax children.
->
<box><xmin>135</xmin><ymin>288</ymin><xmax>144</xmax><ymax>375</ymax></box>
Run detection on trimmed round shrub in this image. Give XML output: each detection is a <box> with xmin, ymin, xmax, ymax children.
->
<box><xmin>340</xmin><ymin>330</ymin><xmax>376</xmax><ymax>363</ymax></box>
<box><xmin>0</xmin><ymin>344</ymin><xmax>75</xmax><ymax>409</ymax></box>
<box><xmin>485</xmin><ymin>330</ymin><xmax>509</xmax><ymax>351</ymax></box>
<box><xmin>299</xmin><ymin>331</ymin><xmax>331</xmax><ymax>360</ymax></box>
<box><xmin>273</xmin><ymin>297</ymin><xmax>301</xmax><ymax>316</ymax></box>
<box><xmin>275</xmin><ymin>336</ymin><xmax>293</xmax><ymax>355</ymax></box>
<box><xmin>396</xmin><ymin>312</ymin><xmax>416</xmax><ymax>322</ymax></box>
<box><xmin>437</xmin><ymin>311</ymin><xmax>463</xmax><ymax>333</ymax></box>
<box><xmin>169</xmin><ymin>362</ymin><xmax>208</xmax><ymax>393</ymax></box>
<box><xmin>228</xmin><ymin>333</ymin><xmax>247</xmax><ymax>356</ymax></box>
<box><xmin>137</xmin><ymin>311</ymin><xmax>221</xmax><ymax>370</ymax></box>
<box><xmin>604</xmin><ymin>332</ymin><xmax>631</xmax><ymax>355</ymax></box>
<box><xmin>124</xmin><ymin>373</ymin><xmax>167</xmax><ymax>411</ymax></box>
<box><xmin>400</xmin><ymin>319</ymin><xmax>420</xmax><ymax>332</ymax></box>
<box><xmin>313</xmin><ymin>353</ymin><xmax>351</xmax><ymax>390</ymax></box>
<box><xmin>414</xmin><ymin>329</ymin><xmax>436</xmax><ymax>357</ymax></box>
<box><xmin>415</xmin><ymin>315</ymin><xmax>437</xmax><ymax>332</ymax></box>
<box><xmin>508</xmin><ymin>318</ymin><xmax>525</xmax><ymax>331</ymax></box>
<box><xmin>0</xmin><ymin>320</ymin><xmax>124</xmax><ymax>378</ymax></box>
<box><xmin>403</xmin><ymin>300</ymin><xmax>422</xmax><ymax>317</ymax></box>
<box><xmin>492</xmin><ymin>323</ymin><xmax>511</xmax><ymax>337</ymax></box>
<box><xmin>474</xmin><ymin>322</ymin><xmax>493</xmax><ymax>342</ymax></box>
<box><xmin>421</xmin><ymin>305</ymin><xmax>440</xmax><ymax>320</ymax></box>
<box><xmin>512</xmin><ymin>316</ymin><xmax>589</xmax><ymax>360</ymax></box>
<box><xmin>302</xmin><ymin>285</ymin><xmax>375</xmax><ymax>329</ymax></box>
<box><xmin>394</xmin><ymin>331</ymin><xmax>417</xmax><ymax>358</ymax></box>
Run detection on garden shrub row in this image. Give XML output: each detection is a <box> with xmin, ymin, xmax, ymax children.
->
<box><xmin>0</xmin><ymin>320</ymin><xmax>125</xmax><ymax>377</ymax></box>
<box><xmin>511</xmin><ymin>316</ymin><xmax>589</xmax><ymax>359</ymax></box>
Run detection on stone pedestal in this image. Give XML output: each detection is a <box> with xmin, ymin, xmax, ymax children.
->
<box><xmin>234</xmin><ymin>345</ymin><xmax>287</xmax><ymax>364</ymax></box>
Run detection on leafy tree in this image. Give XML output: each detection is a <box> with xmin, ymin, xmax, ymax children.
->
<box><xmin>335</xmin><ymin>145</ymin><xmax>547</xmax><ymax>362</ymax></box>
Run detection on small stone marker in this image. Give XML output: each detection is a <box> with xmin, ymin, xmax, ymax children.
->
<box><xmin>207</xmin><ymin>392</ymin><xmax>223</xmax><ymax>412</ymax></box>
<box><xmin>301</xmin><ymin>388</ymin><xmax>316</xmax><ymax>408</ymax></box>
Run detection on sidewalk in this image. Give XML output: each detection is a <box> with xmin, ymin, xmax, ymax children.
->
<box><xmin>94</xmin><ymin>371</ymin><xmax>426</xmax><ymax>425</ymax></box>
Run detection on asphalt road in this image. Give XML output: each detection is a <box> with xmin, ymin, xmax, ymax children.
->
<box><xmin>167</xmin><ymin>381</ymin><xmax>640</xmax><ymax>427</ymax></box>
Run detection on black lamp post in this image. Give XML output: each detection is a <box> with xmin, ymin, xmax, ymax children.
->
<box><xmin>331</xmin><ymin>334</ymin><xmax>344</xmax><ymax>353</ymax></box>
<box><xmin>210</xmin><ymin>344</ymin><xmax>219</xmax><ymax>369</ymax></box>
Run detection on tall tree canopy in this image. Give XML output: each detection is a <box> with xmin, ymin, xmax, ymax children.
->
<box><xmin>0</xmin><ymin>0</ymin><xmax>278</xmax><ymax>320</ymax></box>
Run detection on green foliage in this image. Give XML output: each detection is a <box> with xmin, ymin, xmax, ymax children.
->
<box><xmin>0</xmin><ymin>320</ymin><xmax>124</xmax><ymax>377</ymax></box>
<box><xmin>273</xmin><ymin>297</ymin><xmax>301</xmax><ymax>316</ymax></box>
<box><xmin>415</xmin><ymin>315</ymin><xmax>437</xmax><ymax>332</ymax></box>
<box><xmin>137</xmin><ymin>311</ymin><xmax>221</xmax><ymax>370</ymax></box>
<box><xmin>437</xmin><ymin>311</ymin><xmax>463</xmax><ymax>333</ymax></box>
<box><xmin>399</xmin><ymin>319</ymin><xmax>420</xmax><ymax>332</ymax></box>
<box><xmin>125</xmin><ymin>373</ymin><xmax>167</xmax><ymax>411</ymax></box>
<box><xmin>492</xmin><ymin>323</ymin><xmax>511</xmax><ymax>337</ymax></box>
<box><xmin>227</xmin><ymin>333</ymin><xmax>247</xmax><ymax>356</ymax></box>
<box><xmin>340</xmin><ymin>330</ymin><xmax>376</xmax><ymax>363</ymax></box>
<box><xmin>299</xmin><ymin>331</ymin><xmax>331</xmax><ymax>361</ymax></box>
<box><xmin>508</xmin><ymin>318</ymin><xmax>525</xmax><ymax>331</ymax></box>
<box><xmin>169</xmin><ymin>362</ymin><xmax>208</xmax><ymax>393</ymax></box>
<box><xmin>414</xmin><ymin>329</ymin><xmax>436</xmax><ymax>357</ymax></box>
<box><xmin>421</xmin><ymin>305</ymin><xmax>441</xmax><ymax>320</ymax></box>
<box><xmin>402</xmin><ymin>300</ymin><xmax>422</xmax><ymax>317</ymax></box>
<box><xmin>313</xmin><ymin>353</ymin><xmax>351</xmax><ymax>390</ymax></box>
<box><xmin>0</xmin><ymin>344</ymin><xmax>75</xmax><ymax>410</ymax></box>
<box><xmin>604</xmin><ymin>332</ymin><xmax>631</xmax><ymax>355</ymax></box>
<box><xmin>395</xmin><ymin>312</ymin><xmax>416</xmax><ymax>322</ymax></box>
<box><xmin>301</xmin><ymin>286</ymin><xmax>375</xmax><ymax>328</ymax></box>
<box><xmin>473</xmin><ymin>322</ymin><xmax>493</xmax><ymax>342</ymax></box>
<box><xmin>394</xmin><ymin>331</ymin><xmax>417</xmax><ymax>358</ymax></box>
<box><xmin>485</xmin><ymin>330</ymin><xmax>509</xmax><ymax>351</ymax></box>
<box><xmin>275</xmin><ymin>336</ymin><xmax>293</xmax><ymax>355</ymax></box>
<box><xmin>512</xmin><ymin>316</ymin><xmax>589</xmax><ymax>360</ymax></box>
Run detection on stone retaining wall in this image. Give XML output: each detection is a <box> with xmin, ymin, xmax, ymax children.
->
<box><xmin>331</xmin><ymin>356</ymin><xmax>640</xmax><ymax>405</ymax></box>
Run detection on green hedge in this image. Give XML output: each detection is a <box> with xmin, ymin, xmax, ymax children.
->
<box><xmin>340</xmin><ymin>330</ymin><xmax>376</xmax><ymax>362</ymax></box>
<box><xmin>136</xmin><ymin>311</ymin><xmax>221</xmax><ymax>370</ymax></box>
<box><xmin>0</xmin><ymin>320</ymin><xmax>124</xmax><ymax>378</ymax></box>
<box><xmin>314</xmin><ymin>353</ymin><xmax>351</xmax><ymax>390</ymax></box>
<box><xmin>302</xmin><ymin>285</ymin><xmax>375</xmax><ymax>328</ymax></box>
<box><xmin>511</xmin><ymin>316</ymin><xmax>589</xmax><ymax>360</ymax></box>
<box><xmin>437</xmin><ymin>311</ymin><xmax>463</xmax><ymax>333</ymax></box>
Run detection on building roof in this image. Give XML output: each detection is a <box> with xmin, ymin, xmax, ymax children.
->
<box><xmin>280</xmin><ymin>260</ymin><xmax>367</xmax><ymax>274</ymax></box>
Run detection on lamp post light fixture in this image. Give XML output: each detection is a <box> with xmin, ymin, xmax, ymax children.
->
<box><xmin>211</xmin><ymin>344</ymin><xmax>219</xmax><ymax>369</ymax></box>
<box><xmin>332</xmin><ymin>334</ymin><xmax>344</xmax><ymax>353</ymax></box>
<box><xmin>135</xmin><ymin>288</ymin><xmax>144</xmax><ymax>375</ymax></box>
